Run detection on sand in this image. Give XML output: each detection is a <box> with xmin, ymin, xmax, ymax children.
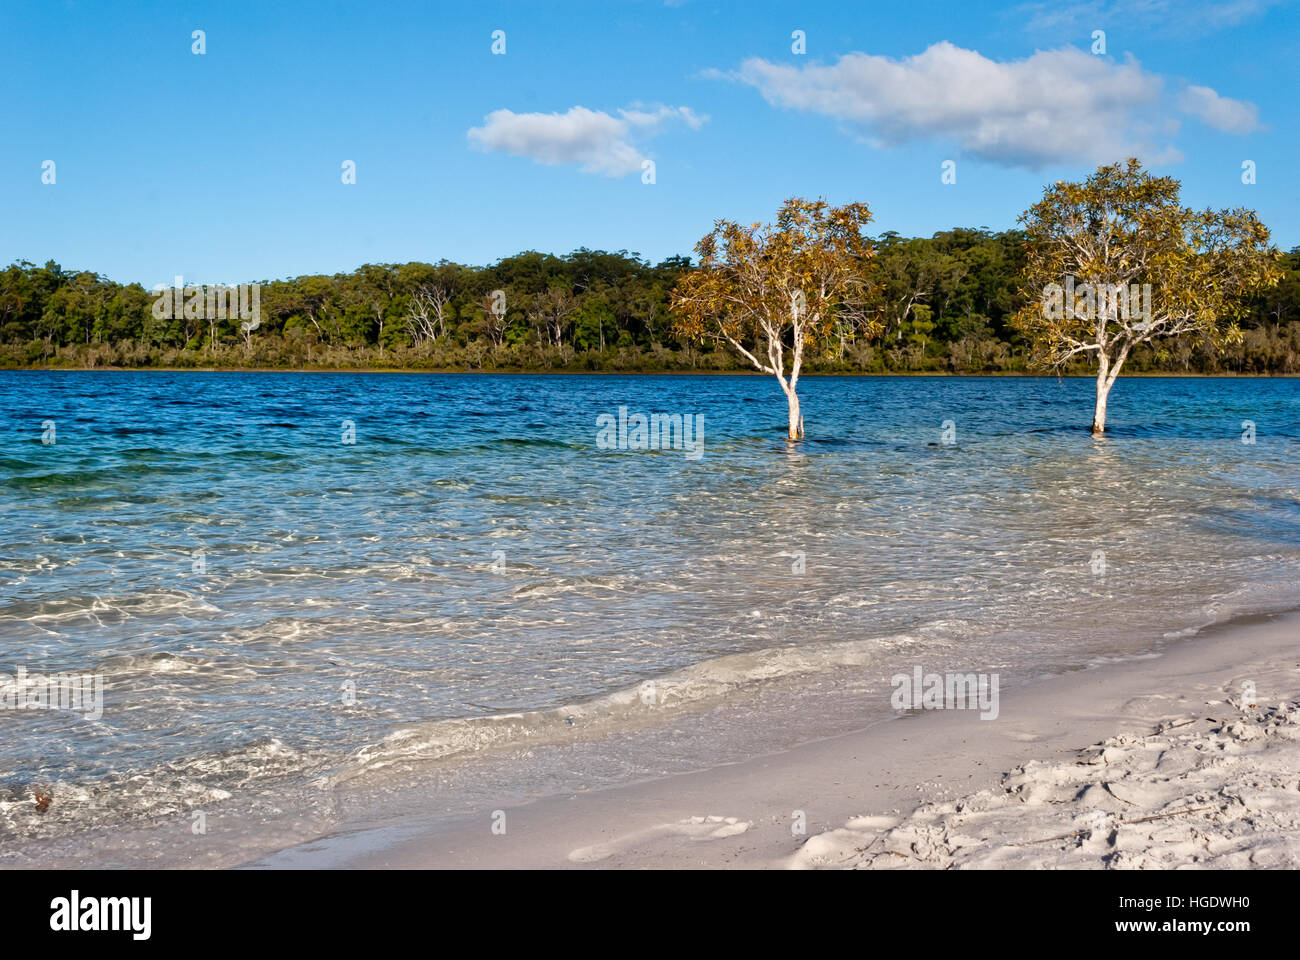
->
<box><xmin>791</xmin><ymin>695</ymin><xmax>1300</xmax><ymax>869</ymax></box>
<box><xmin>251</xmin><ymin>610</ymin><xmax>1300</xmax><ymax>869</ymax></box>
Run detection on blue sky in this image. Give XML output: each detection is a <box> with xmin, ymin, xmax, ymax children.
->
<box><xmin>2</xmin><ymin>0</ymin><xmax>1295</xmax><ymax>287</ymax></box>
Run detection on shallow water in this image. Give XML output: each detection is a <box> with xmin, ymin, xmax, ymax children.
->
<box><xmin>1</xmin><ymin>371</ymin><xmax>1297</xmax><ymax>854</ymax></box>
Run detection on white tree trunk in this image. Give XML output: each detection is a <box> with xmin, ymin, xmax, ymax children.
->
<box><xmin>1092</xmin><ymin>353</ymin><xmax>1111</xmax><ymax>436</ymax></box>
<box><xmin>786</xmin><ymin>388</ymin><xmax>801</xmax><ymax>440</ymax></box>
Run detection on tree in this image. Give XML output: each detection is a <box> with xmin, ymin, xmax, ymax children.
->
<box><xmin>671</xmin><ymin>197</ymin><xmax>880</xmax><ymax>439</ymax></box>
<box><xmin>294</xmin><ymin>275</ymin><xmax>341</xmax><ymax>345</ymax></box>
<box><xmin>526</xmin><ymin>284</ymin><xmax>577</xmax><ymax>349</ymax></box>
<box><xmin>875</xmin><ymin>234</ymin><xmax>941</xmax><ymax>342</ymax></box>
<box><xmin>350</xmin><ymin>264</ymin><xmax>397</xmax><ymax>352</ymax></box>
<box><xmin>1012</xmin><ymin>159</ymin><xmax>1280</xmax><ymax>435</ymax></box>
<box><xmin>573</xmin><ymin>296</ymin><xmax>615</xmax><ymax>352</ymax></box>
<box><xmin>476</xmin><ymin>292</ymin><xmax>508</xmax><ymax>347</ymax></box>
<box><xmin>406</xmin><ymin>284</ymin><xmax>451</xmax><ymax>344</ymax></box>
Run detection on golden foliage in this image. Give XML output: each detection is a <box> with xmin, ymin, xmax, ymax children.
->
<box><xmin>1012</xmin><ymin>158</ymin><xmax>1281</xmax><ymax>371</ymax></box>
<box><xmin>670</xmin><ymin>197</ymin><xmax>882</xmax><ymax>376</ymax></box>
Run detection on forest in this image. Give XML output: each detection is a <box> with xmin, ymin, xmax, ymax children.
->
<box><xmin>3</xmin><ymin>229</ymin><xmax>1298</xmax><ymax>375</ymax></box>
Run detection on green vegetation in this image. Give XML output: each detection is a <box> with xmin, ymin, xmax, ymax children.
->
<box><xmin>4</xmin><ymin>232</ymin><xmax>1299</xmax><ymax>375</ymax></box>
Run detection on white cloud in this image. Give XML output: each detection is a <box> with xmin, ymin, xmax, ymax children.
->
<box><xmin>1179</xmin><ymin>85</ymin><xmax>1260</xmax><ymax>134</ymax></box>
<box><xmin>620</xmin><ymin>103</ymin><xmax>707</xmax><ymax>130</ymax></box>
<box><xmin>466</xmin><ymin>104</ymin><xmax>705</xmax><ymax>177</ymax></box>
<box><xmin>724</xmin><ymin>42</ymin><xmax>1258</xmax><ymax>169</ymax></box>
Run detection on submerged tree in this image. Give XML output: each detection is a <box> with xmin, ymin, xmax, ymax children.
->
<box><xmin>1013</xmin><ymin>159</ymin><xmax>1280</xmax><ymax>435</ymax></box>
<box><xmin>671</xmin><ymin>197</ymin><xmax>880</xmax><ymax>439</ymax></box>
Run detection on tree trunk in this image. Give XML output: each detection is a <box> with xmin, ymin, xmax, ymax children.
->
<box><xmin>786</xmin><ymin>388</ymin><xmax>802</xmax><ymax>440</ymax></box>
<box><xmin>1091</xmin><ymin>381</ymin><xmax>1109</xmax><ymax>435</ymax></box>
<box><xmin>1092</xmin><ymin>351</ymin><xmax>1119</xmax><ymax>436</ymax></box>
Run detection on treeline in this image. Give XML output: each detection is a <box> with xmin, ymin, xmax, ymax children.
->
<box><xmin>3</xmin><ymin>232</ymin><xmax>1299</xmax><ymax>374</ymax></box>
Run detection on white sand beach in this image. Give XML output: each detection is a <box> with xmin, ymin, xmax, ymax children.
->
<box><xmin>251</xmin><ymin>611</ymin><xmax>1300</xmax><ymax>870</ymax></box>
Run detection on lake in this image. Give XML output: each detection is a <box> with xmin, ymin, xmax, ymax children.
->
<box><xmin>1</xmin><ymin>371</ymin><xmax>1297</xmax><ymax>860</ymax></box>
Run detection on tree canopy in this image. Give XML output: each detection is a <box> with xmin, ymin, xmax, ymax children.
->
<box><xmin>670</xmin><ymin>197</ymin><xmax>882</xmax><ymax>438</ymax></box>
<box><xmin>1010</xmin><ymin>159</ymin><xmax>1282</xmax><ymax>433</ymax></box>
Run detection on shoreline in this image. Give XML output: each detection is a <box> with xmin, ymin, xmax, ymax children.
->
<box><xmin>249</xmin><ymin>610</ymin><xmax>1300</xmax><ymax>869</ymax></box>
<box><xmin>2</xmin><ymin>367</ymin><xmax>1297</xmax><ymax>379</ymax></box>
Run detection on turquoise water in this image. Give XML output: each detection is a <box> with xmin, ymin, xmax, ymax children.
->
<box><xmin>1</xmin><ymin>371</ymin><xmax>1298</xmax><ymax>849</ymax></box>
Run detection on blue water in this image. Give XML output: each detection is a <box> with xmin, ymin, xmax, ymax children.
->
<box><xmin>1</xmin><ymin>371</ymin><xmax>1298</xmax><ymax>849</ymax></box>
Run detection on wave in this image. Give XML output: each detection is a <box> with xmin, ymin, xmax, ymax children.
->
<box><xmin>0</xmin><ymin>590</ymin><xmax>221</xmax><ymax>626</ymax></box>
<box><xmin>332</xmin><ymin>634</ymin><xmax>891</xmax><ymax>782</ymax></box>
